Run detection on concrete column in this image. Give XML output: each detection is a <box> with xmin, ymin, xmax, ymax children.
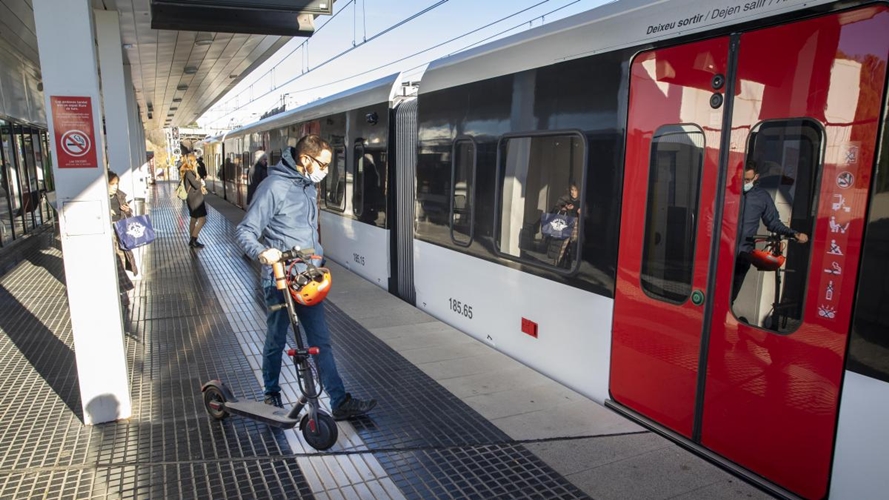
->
<box><xmin>33</xmin><ymin>0</ymin><xmax>132</xmax><ymax>424</ymax></box>
<box><xmin>95</xmin><ymin>11</ymin><xmax>136</xmax><ymax>201</ymax></box>
<box><xmin>124</xmin><ymin>64</ymin><xmax>148</xmax><ymax>215</ymax></box>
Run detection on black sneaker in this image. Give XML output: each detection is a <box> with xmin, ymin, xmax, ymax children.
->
<box><xmin>264</xmin><ymin>392</ymin><xmax>283</xmax><ymax>408</ymax></box>
<box><xmin>332</xmin><ymin>393</ymin><xmax>376</xmax><ymax>420</ymax></box>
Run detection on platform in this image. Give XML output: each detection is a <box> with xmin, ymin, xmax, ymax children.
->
<box><xmin>0</xmin><ymin>181</ymin><xmax>774</xmax><ymax>499</ymax></box>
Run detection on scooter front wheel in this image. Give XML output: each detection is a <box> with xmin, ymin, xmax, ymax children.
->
<box><xmin>301</xmin><ymin>412</ymin><xmax>338</xmax><ymax>450</ymax></box>
<box><xmin>203</xmin><ymin>386</ymin><xmax>230</xmax><ymax>420</ymax></box>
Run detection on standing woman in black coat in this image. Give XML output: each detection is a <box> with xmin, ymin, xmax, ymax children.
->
<box><xmin>108</xmin><ymin>171</ymin><xmax>136</xmax><ymax>305</ymax></box>
<box><xmin>180</xmin><ymin>154</ymin><xmax>208</xmax><ymax>248</ymax></box>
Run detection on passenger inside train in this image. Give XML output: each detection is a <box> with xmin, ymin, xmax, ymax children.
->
<box><xmin>731</xmin><ymin>119</ymin><xmax>819</xmax><ymax>332</ymax></box>
<box><xmin>501</xmin><ymin>134</ymin><xmax>584</xmax><ymax>271</ymax></box>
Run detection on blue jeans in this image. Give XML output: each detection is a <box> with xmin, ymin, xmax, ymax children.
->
<box><xmin>262</xmin><ymin>281</ymin><xmax>346</xmax><ymax>409</ymax></box>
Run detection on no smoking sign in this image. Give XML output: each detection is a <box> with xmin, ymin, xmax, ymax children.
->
<box><xmin>61</xmin><ymin>130</ymin><xmax>92</xmax><ymax>157</ymax></box>
<box><xmin>51</xmin><ymin>96</ymin><xmax>98</xmax><ymax>168</ymax></box>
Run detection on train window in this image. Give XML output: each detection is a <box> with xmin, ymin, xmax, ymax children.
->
<box><xmin>323</xmin><ymin>145</ymin><xmax>346</xmax><ymax>212</ymax></box>
<box><xmin>352</xmin><ymin>140</ymin><xmax>386</xmax><ymax>225</ymax></box>
<box><xmin>640</xmin><ymin>124</ymin><xmax>705</xmax><ymax>304</ymax></box>
<box><xmin>731</xmin><ymin>119</ymin><xmax>822</xmax><ymax>333</ymax></box>
<box><xmin>496</xmin><ymin>132</ymin><xmax>585</xmax><ymax>272</ymax></box>
<box><xmin>451</xmin><ymin>138</ymin><xmax>476</xmax><ymax>246</ymax></box>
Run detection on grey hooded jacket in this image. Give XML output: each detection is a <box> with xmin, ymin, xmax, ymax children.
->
<box><xmin>236</xmin><ymin>147</ymin><xmax>322</xmax><ymax>277</ymax></box>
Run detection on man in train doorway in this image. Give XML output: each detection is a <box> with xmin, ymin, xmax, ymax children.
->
<box><xmin>236</xmin><ymin>134</ymin><xmax>376</xmax><ymax>420</ymax></box>
<box><xmin>732</xmin><ymin>162</ymin><xmax>809</xmax><ymax>304</ymax></box>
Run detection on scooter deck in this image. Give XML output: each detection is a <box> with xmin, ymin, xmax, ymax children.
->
<box><xmin>225</xmin><ymin>400</ymin><xmax>300</xmax><ymax>429</ymax></box>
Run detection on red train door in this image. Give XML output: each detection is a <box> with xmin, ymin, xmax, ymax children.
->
<box><xmin>611</xmin><ymin>36</ymin><xmax>730</xmax><ymax>438</ymax></box>
<box><xmin>611</xmin><ymin>6</ymin><xmax>889</xmax><ymax>499</ymax></box>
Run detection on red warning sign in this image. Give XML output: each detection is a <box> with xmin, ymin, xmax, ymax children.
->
<box><xmin>51</xmin><ymin>96</ymin><xmax>98</xmax><ymax>168</ymax></box>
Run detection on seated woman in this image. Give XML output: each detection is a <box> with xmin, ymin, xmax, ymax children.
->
<box><xmin>549</xmin><ymin>183</ymin><xmax>581</xmax><ymax>268</ymax></box>
<box><xmin>108</xmin><ymin>171</ymin><xmax>138</xmax><ymax>305</ymax></box>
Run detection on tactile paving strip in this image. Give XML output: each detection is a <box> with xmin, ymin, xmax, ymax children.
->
<box><xmin>322</xmin><ymin>299</ymin><xmax>589</xmax><ymax>499</ymax></box>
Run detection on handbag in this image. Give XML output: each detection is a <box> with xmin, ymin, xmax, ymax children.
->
<box><xmin>541</xmin><ymin>211</ymin><xmax>576</xmax><ymax>240</ymax></box>
<box><xmin>114</xmin><ymin>214</ymin><xmax>156</xmax><ymax>251</ymax></box>
<box><xmin>175</xmin><ymin>180</ymin><xmax>188</xmax><ymax>200</ymax></box>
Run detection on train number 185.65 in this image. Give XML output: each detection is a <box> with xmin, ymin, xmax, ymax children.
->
<box><xmin>448</xmin><ymin>298</ymin><xmax>473</xmax><ymax>319</ymax></box>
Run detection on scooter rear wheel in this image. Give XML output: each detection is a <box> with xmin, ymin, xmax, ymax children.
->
<box><xmin>203</xmin><ymin>386</ymin><xmax>230</xmax><ymax>420</ymax></box>
<box><xmin>301</xmin><ymin>412</ymin><xmax>338</xmax><ymax>450</ymax></box>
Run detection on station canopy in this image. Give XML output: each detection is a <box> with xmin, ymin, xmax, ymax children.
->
<box><xmin>0</xmin><ymin>0</ymin><xmax>336</xmax><ymax>130</ymax></box>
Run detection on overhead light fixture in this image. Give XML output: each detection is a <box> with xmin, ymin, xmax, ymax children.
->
<box><xmin>229</xmin><ymin>74</ymin><xmax>238</xmax><ymax>79</ymax></box>
<box><xmin>122</xmin><ymin>43</ymin><xmax>135</xmax><ymax>49</ymax></box>
<box><xmin>169</xmin><ymin>107</ymin><xmax>178</xmax><ymax>111</ymax></box>
<box><xmin>195</xmin><ymin>38</ymin><xmax>213</xmax><ymax>46</ymax></box>
<box><xmin>147</xmin><ymin>112</ymin><xmax>153</xmax><ymax>119</ymax></box>
<box><xmin>184</xmin><ymin>66</ymin><xmax>197</xmax><ymax>74</ymax></box>
<box><xmin>172</xmin><ymin>98</ymin><xmax>182</xmax><ymax>102</ymax></box>
<box><xmin>177</xmin><ymin>84</ymin><xmax>188</xmax><ymax>91</ymax></box>
<box><xmin>147</xmin><ymin>102</ymin><xmax>153</xmax><ymax>110</ymax></box>
<box><xmin>167</xmin><ymin>113</ymin><xmax>174</xmax><ymax>117</ymax></box>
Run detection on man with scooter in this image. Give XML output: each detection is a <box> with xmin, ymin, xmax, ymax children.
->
<box><xmin>237</xmin><ymin>134</ymin><xmax>376</xmax><ymax>420</ymax></box>
<box><xmin>732</xmin><ymin>162</ymin><xmax>809</xmax><ymax>304</ymax></box>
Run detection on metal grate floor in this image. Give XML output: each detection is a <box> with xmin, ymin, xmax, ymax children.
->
<box><xmin>0</xmin><ymin>182</ymin><xmax>589</xmax><ymax>499</ymax></box>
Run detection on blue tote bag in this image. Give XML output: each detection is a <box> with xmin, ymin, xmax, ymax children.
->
<box><xmin>541</xmin><ymin>212</ymin><xmax>576</xmax><ymax>240</ymax></box>
<box><xmin>114</xmin><ymin>215</ymin><xmax>156</xmax><ymax>251</ymax></box>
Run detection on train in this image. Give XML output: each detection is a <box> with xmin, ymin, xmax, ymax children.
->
<box><xmin>198</xmin><ymin>0</ymin><xmax>889</xmax><ymax>498</ymax></box>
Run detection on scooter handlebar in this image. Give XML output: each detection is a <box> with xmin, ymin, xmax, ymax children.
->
<box><xmin>281</xmin><ymin>247</ymin><xmax>319</xmax><ymax>262</ymax></box>
<box><xmin>748</xmin><ymin>234</ymin><xmax>787</xmax><ymax>243</ymax></box>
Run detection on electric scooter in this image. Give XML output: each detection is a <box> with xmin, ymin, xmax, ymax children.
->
<box><xmin>201</xmin><ymin>247</ymin><xmax>338</xmax><ymax>451</ymax></box>
<box><xmin>748</xmin><ymin>234</ymin><xmax>795</xmax><ymax>331</ymax></box>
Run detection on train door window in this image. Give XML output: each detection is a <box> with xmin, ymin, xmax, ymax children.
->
<box><xmin>323</xmin><ymin>140</ymin><xmax>346</xmax><ymax>212</ymax></box>
<box><xmin>242</xmin><ymin>152</ymin><xmax>251</xmax><ymax>184</ymax></box>
<box><xmin>640</xmin><ymin>124</ymin><xmax>705</xmax><ymax>304</ymax></box>
<box><xmin>351</xmin><ymin>140</ymin><xmax>387</xmax><ymax>225</ymax></box>
<box><xmin>268</xmin><ymin>127</ymin><xmax>284</xmax><ymax>165</ymax></box>
<box><xmin>451</xmin><ymin>138</ymin><xmax>476</xmax><ymax>246</ymax></box>
<box><xmin>352</xmin><ymin>137</ymin><xmax>370</xmax><ymax>220</ymax></box>
<box><xmin>731</xmin><ymin>119</ymin><xmax>822</xmax><ymax>333</ymax></box>
<box><xmin>496</xmin><ymin>132</ymin><xmax>585</xmax><ymax>271</ymax></box>
<box><xmin>353</xmin><ymin>140</ymin><xmax>366</xmax><ymax>219</ymax></box>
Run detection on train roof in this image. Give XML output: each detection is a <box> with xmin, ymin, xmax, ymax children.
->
<box><xmin>222</xmin><ymin>72</ymin><xmax>403</xmax><ymax>139</ymax></box>
<box><xmin>421</xmin><ymin>0</ymin><xmax>835</xmax><ymax>94</ymax></box>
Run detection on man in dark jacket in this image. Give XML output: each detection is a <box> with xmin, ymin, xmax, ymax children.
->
<box><xmin>236</xmin><ymin>135</ymin><xmax>376</xmax><ymax>420</ymax></box>
<box><xmin>732</xmin><ymin>164</ymin><xmax>809</xmax><ymax>303</ymax></box>
<box><xmin>246</xmin><ymin>150</ymin><xmax>268</xmax><ymax>206</ymax></box>
<box><xmin>196</xmin><ymin>156</ymin><xmax>207</xmax><ymax>180</ymax></box>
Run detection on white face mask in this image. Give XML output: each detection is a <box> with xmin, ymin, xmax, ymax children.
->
<box><xmin>743</xmin><ymin>181</ymin><xmax>754</xmax><ymax>193</ymax></box>
<box><xmin>109</xmin><ymin>184</ymin><xmax>119</xmax><ymax>195</ymax></box>
<box><xmin>308</xmin><ymin>168</ymin><xmax>328</xmax><ymax>184</ymax></box>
